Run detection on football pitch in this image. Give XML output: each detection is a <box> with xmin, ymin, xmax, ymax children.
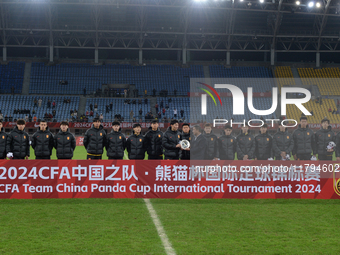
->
<box><xmin>0</xmin><ymin>199</ymin><xmax>339</xmax><ymax>254</ymax></box>
<box><xmin>1</xmin><ymin>147</ymin><xmax>338</xmax><ymax>254</ymax></box>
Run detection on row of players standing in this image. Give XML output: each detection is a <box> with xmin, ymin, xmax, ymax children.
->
<box><xmin>0</xmin><ymin>117</ymin><xmax>187</xmax><ymax>160</ymax></box>
<box><xmin>214</xmin><ymin>116</ymin><xmax>340</xmax><ymax>161</ymax></box>
<box><xmin>0</xmin><ymin>119</ymin><xmax>76</xmax><ymax>159</ymax></box>
<box><xmin>77</xmin><ymin>115</ymin><xmax>340</xmax><ymax>161</ymax></box>
<box><xmin>0</xmin><ymin>116</ymin><xmax>339</xmax><ymax>160</ymax></box>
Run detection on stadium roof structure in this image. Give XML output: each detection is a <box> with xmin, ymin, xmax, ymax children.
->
<box><xmin>0</xmin><ymin>0</ymin><xmax>339</xmax><ymax>63</ymax></box>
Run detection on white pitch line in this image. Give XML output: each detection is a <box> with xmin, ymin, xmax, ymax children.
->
<box><xmin>124</xmin><ymin>151</ymin><xmax>128</xmax><ymax>159</ymax></box>
<box><xmin>144</xmin><ymin>199</ymin><xmax>176</xmax><ymax>255</ymax></box>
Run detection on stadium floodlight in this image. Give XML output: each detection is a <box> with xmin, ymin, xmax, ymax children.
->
<box><xmin>259</xmin><ymin>0</ymin><xmax>265</xmax><ymax>3</ymax></box>
<box><xmin>240</xmin><ymin>0</ymin><xmax>244</xmax><ymax>2</ymax></box>
<box><xmin>295</xmin><ymin>1</ymin><xmax>300</xmax><ymax>5</ymax></box>
<box><xmin>308</xmin><ymin>1</ymin><xmax>314</xmax><ymax>7</ymax></box>
<box><xmin>316</xmin><ymin>2</ymin><xmax>321</xmax><ymax>7</ymax></box>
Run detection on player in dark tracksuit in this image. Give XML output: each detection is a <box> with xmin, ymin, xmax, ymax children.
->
<box><xmin>218</xmin><ymin>125</ymin><xmax>236</xmax><ymax>160</ymax></box>
<box><xmin>255</xmin><ymin>124</ymin><xmax>272</xmax><ymax>160</ymax></box>
<box><xmin>31</xmin><ymin>120</ymin><xmax>54</xmax><ymax>159</ymax></box>
<box><xmin>272</xmin><ymin>123</ymin><xmax>294</xmax><ymax>160</ymax></box>
<box><xmin>203</xmin><ymin>123</ymin><xmax>219</xmax><ymax>160</ymax></box>
<box><xmin>0</xmin><ymin>121</ymin><xmax>8</xmax><ymax>159</ymax></box>
<box><xmin>190</xmin><ymin>125</ymin><xmax>207</xmax><ymax>160</ymax></box>
<box><xmin>144</xmin><ymin>120</ymin><xmax>163</xmax><ymax>160</ymax></box>
<box><xmin>162</xmin><ymin>120</ymin><xmax>182</xmax><ymax>160</ymax></box>
<box><xmin>315</xmin><ymin>118</ymin><xmax>335</xmax><ymax>161</ymax></box>
<box><xmin>292</xmin><ymin>116</ymin><xmax>316</xmax><ymax>160</ymax></box>
<box><xmin>181</xmin><ymin>123</ymin><xmax>191</xmax><ymax>160</ymax></box>
<box><xmin>236</xmin><ymin>124</ymin><xmax>255</xmax><ymax>160</ymax></box>
<box><xmin>6</xmin><ymin>119</ymin><xmax>30</xmax><ymax>160</ymax></box>
<box><xmin>106</xmin><ymin>121</ymin><xmax>126</xmax><ymax>160</ymax></box>
<box><xmin>126</xmin><ymin>123</ymin><xmax>146</xmax><ymax>159</ymax></box>
<box><xmin>54</xmin><ymin>121</ymin><xmax>76</xmax><ymax>159</ymax></box>
<box><xmin>83</xmin><ymin>118</ymin><xmax>106</xmax><ymax>159</ymax></box>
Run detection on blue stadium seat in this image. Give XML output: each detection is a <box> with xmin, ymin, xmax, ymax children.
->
<box><xmin>0</xmin><ymin>95</ymin><xmax>80</xmax><ymax>122</ymax></box>
<box><xmin>29</xmin><ymin>63</ymin><xmax>204</xmax><ymax>95</ymax></box>
<box><xmin>0</xmin><ymin>62</ymin><xmax>25</xmax><ymax>94</ymax></box>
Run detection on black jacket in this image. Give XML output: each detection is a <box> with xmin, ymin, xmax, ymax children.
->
<box><xmin>191</xmin><ymin>134</ymin><xmax>207</xmax><ymax>160</ymax></box>
<box><xmin>32</xmin><ymin>126</ymin><xmax>54</xmax><ymax>157</ymax></box>
<box><xmin>218</xmin><ymin>134</ymin><xmax>236</xmax><ymax>160</ymax></box>
<box><xmin>255</xmin><ymin>132</ymin><xmax>273</xmax><ymax>160</ymax></box>
<box><xmin>83</xmin><ymin>124</ymin><xmax>106</xmax><ymax>155</ymax></box>
<box><xmin>292</xmin><ymin>125</ymin><xmax>315</xmax><ymax>155</ymax></box>
<box><xmin>0</xmin><ymin>128</ymin><xmax>8</xmax><ymax>158</ymax></box>
<box><xmin>203</xmin><ymin>131</ymin><xmax>219</xmax><ymax>159</ymax></box>
<box><xmin>181</xmin><ymin>131</ymin><xmax>191</xmax><ymax>160</ymax></box>
<box><xmin>144</xmin><ymin>128</ymin><xmax>163</xmax><ymax>157</ymax></box>
<box><xmin>6</xmin><ymin>126</ymin><xmax>30</xmax><ymax>158</ymax></box>
<box><xmin>272</xmin><ymin>129</ymin><xmax>294</xmax><ymax>159</ymax></box>
<box><xmin>54</xmin><ymin>129</ymin><xmax>76</xmax><ymax>159</ymax></box>
<box><xmin>335</xmin><ymin>132</ymin><xmax>340</xmax><ymax>157</ymax></box>
<box><xmin>126</xmin><ymin>133</ymin><xmax>146</xmax><ymax>159</ymax></box>
<box><xmin>162</xmin><ymin>127</ymin><xmax>182</xmax><ymax>158</ymax></box>
<box><xmin>315</xmin><ymin>126</ymin><xmax>335</xmax><ymax>156</ymax></box>
<box><xmin>236</xmin><ymin>132</ymin><xmax>255</xmax><ymax>160</ymax></box>
<box><xmin>106</xmin><ymin>129</ymin><xmax>126</xmax><ymax>159</ymax></box>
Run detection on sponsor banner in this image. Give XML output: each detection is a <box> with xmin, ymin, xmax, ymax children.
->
<box><xmin>2</xmin><ymin>122</ymin><xmax>61</xmax><ymax>128</ymax></box>
<box><xmin>3</xmin><ymin>122</ymin><xmax>340</xmax><ymax>130</ymax></box>
<box><xmin>71</xmin><ymin>122</ymin><xmax>166</xmax><ymax>129</ymax></box>
<box><xmin>76</xmin><ymin>136</ymin><xmax>84</xmax><ymax>146</ymax></box>
<box><xmin>2</xmin><ymin>122</ymin><xmax>168</xmax><ymax>129</ymax></box>
<box><xmin>0</xmin><ymin>160</ymin><xmax>339</xmax><ymax>199</ymax></box>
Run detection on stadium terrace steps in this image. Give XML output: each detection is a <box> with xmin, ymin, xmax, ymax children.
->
<box><xmin>78</xmin><ymin>96</ymin><xmax>87</xmax><ymax>116</ymax></box>
<box><xmin>291</xmin><ymin>68</ymin><xmax>303</xmax><ymax>86</ymax></box>
<box><xmin>274</xmin><ymin>66</ymin><xmax>296</xmax><ymax>90</ymax></box>
<box><xmin>286</xmin><ymin>98</ymin><xmax>340</xmax><ymax>124</ymax></box>
<box><xmin>209</xmin><ymin>66</ymin><xmax>274</xmax><ymax>93</ymax></box>
<box><xmin>203</xmin><ymin>66</ymin><xmax>211</xmax><ymax>78</ymax></box>
<box><xmin>85</xmin><ymin>98</ymin><xmax>151</xmax><ymax>122</ymax></box>
<box><xmin>0</xmin><ymin>61</ymin><xmax>25</xmax><ymax>94</ymax></box>
<box><xmin>149</xmin><ymin>97</ymin><xmax>158</xmax><ymax>117</ymax></box>
<box><xmin>297</xmin><ymin>67</ymin><xmax>340</xmax><ymax>96</ymax></box>
<box><xmin>0</xmin><ymin>95</ymin><xmax>80</xmax><ymax>122</ymax></box>
<box><xmin>29</xmin><ymin>63</ymin><xmax>204</xmax><ymax>96</ymax></box>
<box><xmin>157</xmin><ymin>97</ymin><xmax>189</xmax><ymax>122</ymax></box>
<box><xmin>22</xmin><ymin>62</ymin><xmax>32</xmax><ymax>95</ymax></box>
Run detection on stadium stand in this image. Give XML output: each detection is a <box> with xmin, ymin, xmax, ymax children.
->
<box><xmin>190</xmin><ymin>97</ymin><xmax>277</xmax><ymax>123</ymax></box>
<box><xmin>286</xmin><ymin>98</ymin><xmax>340</xmax><ymax>124</ymax></box>
<box><xmin>0</xmin><ymin>62</ymin><xmax>25</xmax><ymax>94</ymax></box>
<box><xmin>297</xmin><ymin>67</ymin><xmax>340</xmax><ymax>95</ymax></box>
<box><xmin>274</xmin><ymin>66</ymin><xmax>296</xmax><ymax>90</ymax></box>
<box><xmin>85</xmin><ymin>98</ymin><xmax>151</xmax><ymax>122</ymax></box>
<box><xmin>208</xmin><ymin>66</ymin><xmax>274</xmax><ymax>93</ymax></box>
<box><xmin>29</xmin><ymin>63</ymin><xmax>204</xmax><ymax>96</ymax></box>
<box><xmin>0</xmin><ymin>95</ymin><xmax>79</xmax><ymax>122</ymax></box>
<box><xmin>156</xmin><ymin>97</ymin><xmax>190</xmax><ymax>121</ymax></box>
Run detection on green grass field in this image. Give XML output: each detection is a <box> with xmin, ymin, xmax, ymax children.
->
<box><xmin>6</xmin><ymin>147</ymin><xmax>338</xmax><ymax>254</ymax></box>
<box><xmin>0</xmin><ymin>199</ymin><xmax>339</xmax><ymax>254</ymax></box>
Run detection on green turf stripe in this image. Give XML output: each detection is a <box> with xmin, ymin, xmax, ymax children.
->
<box><xmin>0</xmin><ymin>199</ymin><xmax>165</xmax><ymax>254</ymax></box>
